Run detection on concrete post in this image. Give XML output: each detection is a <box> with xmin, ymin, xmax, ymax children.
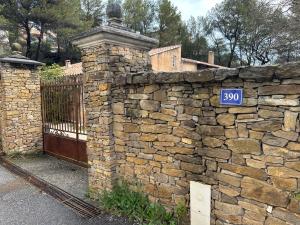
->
<box><xmin>72</xmin><ymin>15</ymin><xmax>158</xmax><ymax>192</ymax></box>
<box><xmin>0</xmin><ymin>57</ymin><xmax>43</xmax><ymax>155</ymax></box>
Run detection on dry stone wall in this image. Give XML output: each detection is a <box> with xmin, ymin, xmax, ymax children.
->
<box><xmin>109</xmin><ymin>63</ymin><xmax>300</xmax><ymax>225</ymax></box>
<box><xmin>0</xmin><ymin>63</ymin><xmax>42</xmax><ymax>154</ymax></box>
<box><xmin>81</xmin><ymin>43</ymin><xmax>152</xmax><ymax>191</ymax></box>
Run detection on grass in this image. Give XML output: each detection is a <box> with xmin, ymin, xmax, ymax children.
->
<box><xmin>6</xmin><ymin>150</ymin><xmax>44</xmax><ymax>159</ymax></box>
<box><xmin>294</xmin><ymin>192</ymin><xmax>300</xmax><ymax>200</ymax></box>
<box><xmin>98</xmin><ymin>181</ymin><xmax>187</xmax><ymax>225</ymax></box>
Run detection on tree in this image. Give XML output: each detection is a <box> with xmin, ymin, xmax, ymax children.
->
<box><xmin>181</xmin><ymin>17</ymin><xmax>209</xmax><ymax>62</ymax></box>
<box><xmin>81</xmin><ymin>0</ymin><xmax>105</xmax><ymax>27</ymax></box>
<box><xmin>157</xmin><ymin>0</ymin><xmax>182</xmax><ymax>47</ymax></box>
<box><xmin>123</xmin><ymin>0</ymin><xmax>156</xmax><ymax>34</ymax></box>
<box><xmin>206</xmin><ymin>0</ymin><xmax>246</xmax><ymax>67</ymax></box>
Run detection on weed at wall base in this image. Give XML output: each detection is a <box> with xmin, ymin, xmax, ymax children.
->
<box><xmin>97</xmin><ymin>181</ymin><xmax>188</xmax><ymax>225</ymax></box>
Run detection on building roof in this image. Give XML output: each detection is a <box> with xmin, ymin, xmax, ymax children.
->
<box><xmin>149</xmin><ymin>45</ymin><xmax>181</xmax><ymax>56</ymax></box>
<box><xmin>182</xmin><ymin>58</ymin><xmax>226</xmax><ymax>68</ymax></box>
<box><xmin>62</xmin><ymin>62</ymin><xmax>83</xmax><ymax>76</ymax></box>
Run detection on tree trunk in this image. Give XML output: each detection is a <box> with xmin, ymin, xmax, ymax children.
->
<box><xmin>35</xmin><ymin>24</ymin><xmax>44</xmax><ymax>61</ymax></box>
<box><xmin>25</xmin><ymin>21</ymin><xmax>31</xmax><ymax>58</ymax></box>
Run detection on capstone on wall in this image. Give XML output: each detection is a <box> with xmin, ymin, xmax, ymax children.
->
<box><xmin>0</xmin><ymin>63</ymin><xmax>42</xmax><ymax>154</ymax></box>
<box><xmin>107</xmin><ymin>63</ymin><xmax>300</xmax><ymax>225</ymax></box>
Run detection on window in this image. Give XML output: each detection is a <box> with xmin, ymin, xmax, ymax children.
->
<box><xmin>172</xmin><ymin>55</ymin><xmax>177</xmax><ymax>67</ymax></box>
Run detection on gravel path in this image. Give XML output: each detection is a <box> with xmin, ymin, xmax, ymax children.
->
<box><xmin>0</xmin><ymin>165</ymin><xmax>135</xmax><ymax>225</ymax></box>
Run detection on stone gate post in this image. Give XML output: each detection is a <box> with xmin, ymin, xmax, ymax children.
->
<box><xmin>0</xmin><ymin>54</ymin><xmax>43</xmax><ymax>155</ymax></box>
<box><xmin>72</xmin><ymin>4</ymin><xmax>158</xmax><ymax>192</ymax></box>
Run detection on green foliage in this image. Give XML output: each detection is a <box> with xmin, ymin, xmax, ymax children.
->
<box><xmin>157</xmin><ymin>0</ymin><xmax>182</xmax><ymax>47</ymax></box>
<box><xmin>99</xmin><ymin>181</ymin><xmax>186</xmax><ymax>225</ymax></box>
<box><xmin>175</xmin><ymin>201</ymin><xmax>188</xmax><ymax>225</ymax></box>
<box><xmin>40</xmin><ymin>64</ymin><xmax>63</xmax><ymax>81</ymax></box>
<box><xmin>294</xmin><ymin>192</ymin><xmax>300</xmax><ymax>200</ymax></box>
<box><xmin>123</xmin><ymin>0</ymin><xmax>156</xmax><ymax>34</ymax></box>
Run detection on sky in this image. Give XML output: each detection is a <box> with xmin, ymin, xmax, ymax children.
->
<box><xmin>170</xmin><ymin>0</ymin><xmax>223</xmax><ymax>21</ymax></box>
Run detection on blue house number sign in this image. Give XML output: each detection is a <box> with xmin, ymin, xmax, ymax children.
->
<box><xmin>220</xmin><ymin>89</ymin><xmax>243</xmax><ymax>105</ymax></box>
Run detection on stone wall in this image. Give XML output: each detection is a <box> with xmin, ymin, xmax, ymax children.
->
<box><xmin>0</xmin><ymin>62</ymin><xmax>42</xmax><ymax>154</ymax></box>
<box><xmin>108</xmin><ymin>63</ymin><xmax>300</xmax><ymax>224</ymax></box>
<box><xmin>81</xmin><ymin>43</ymin><xmax>152</xmax><ymax>191</ymax></box>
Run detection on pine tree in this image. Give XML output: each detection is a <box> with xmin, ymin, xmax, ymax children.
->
<box><xmin>157</xmin><ymin>0</ymin><xmax>182</xmax><ymax>47</ymax></box>
<box><xmin>123</xmin><ymin>0</ymin><xmax>156</xmax><ymax>34</ymax></box>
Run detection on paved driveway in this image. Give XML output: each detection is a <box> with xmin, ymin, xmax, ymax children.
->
<box><xmin>0</xmin><ymin>166</ymin><xmax>134</xmax><ymax>225</ymax></box>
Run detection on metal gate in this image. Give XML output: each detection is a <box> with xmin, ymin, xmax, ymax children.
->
<box><xmin>41</xmin><ymin>75</ymin><xmax>87</xmax><ymax>167</ymax></box>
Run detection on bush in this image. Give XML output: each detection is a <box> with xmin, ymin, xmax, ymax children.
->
<box><xmin>99</xmin><ymin>181</ymin><xmax>187</xmax><ymax>225</ymax></box>
<box><xmin>40</xmin><ymin>64</ymin><xmax>63</xmax><ymax>80</ymax></box>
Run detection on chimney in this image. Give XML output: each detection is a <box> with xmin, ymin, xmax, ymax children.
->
<box><xmin>208</xmin><ymin>51</ymin><xmax>214</xmax><ymax>65</ymax></box>
<box><xmin>65</xmin><ymin>60</ymin><xmax>71</xmax><ymax>68</ymax></box>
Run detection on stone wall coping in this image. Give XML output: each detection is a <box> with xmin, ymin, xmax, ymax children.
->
<box><xmin>72</xmin><ymin>24</ymin><xmax>158</xmax><ymax>50</ymax></box>
<box><xmin>0</xmin><ymin>57</ymin><xmax>44</xmax><ymax>67</ymax></box>
<box><xmin>117</xmin><ymin>62</ymin><xmax>300</xmax><ymax>86</ymax></box>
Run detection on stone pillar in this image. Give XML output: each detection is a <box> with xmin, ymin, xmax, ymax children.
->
<box><xmin>72</xmin><ymin>8</ymin><xmax>158</xmax><ymax>192</ymax></box>
<box><xmin>0</xmin><ymin>57</ymin><xmax>43</xmax><ymax>155</ymax></box>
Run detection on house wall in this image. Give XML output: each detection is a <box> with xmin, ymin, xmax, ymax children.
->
<box><xmin>181</xmin><ymin>61</ymin><xmax>198</xmax><ymax>72</ymax></box>
<box><xmin>0</xmin><ymin>63</ymin><xmax>42</xmax><ymax>154</ymax></box>
<box><xmin>106</xmin><ymin>64</ymin><xmax>300</xmax><ymax>224</ymax></box>
<box><xmin>151</xmin><ymin>47</ymin><xmax>181</xmax><ymax>72</ymax></box>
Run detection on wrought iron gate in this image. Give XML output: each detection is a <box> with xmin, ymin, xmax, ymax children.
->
<box><xmin>41</xmin><ymin>75</ymin><xmax>87</xmax><ymax>167</ymax></box>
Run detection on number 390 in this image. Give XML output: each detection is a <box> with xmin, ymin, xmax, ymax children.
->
<box><xmin>224</xmin><ymin>93</ymin><xmax>239</xmax><ymax>101</ymax></box>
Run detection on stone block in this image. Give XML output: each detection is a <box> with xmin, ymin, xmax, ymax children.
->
<box><xmin>215</xmin><ymin>210</ymin><xmax>242</xmax><ymax>224</ymax></box>
<box><xmin>272</xmin><ymin>130</ymin><xmax>298</xmax><ymax>141</ymax></box>
<box><xmin>198</xmin><ymin>125</ymin><xmax>225</xmax><ymax>136</ymax></box>
<box><xmin>258</xmin><ymin>97</ymin><xmax>299</xmax><ymax>106</ymax></box>
<box><xmin>283</xmin><ymin>111</ymin><xmax>298</xmax><ymax>131</ymax></box>
<box><xmin>220</xmin><ymin>163</ymin><xmax>267</xmax><ymax>180</ymax></box>
<box><xmin>184</xmin><ymin>70</ymin><xmax>214</xmax><ymax>83</ymax></box>
<box><xmin>173</xmin><ymin>127</ymin><xmax>201</xmax><ymax>140</ymax></box>
<box><xmin>268</xmin><ymin>167</ymin><xmax>300</xmax><ymax>178</ymax></box>
<box><xmin>219</xmin><ymin>185</ymin><xmax>240</xmax><ymax>197</ymax></box>
<box><xmin>140</xmin><ymin>100</ymin><xmax>160</xmax><ymax>111</ymax></box>
<box><xmin>157</xmin><ymin>134</ymin><xmax>180</xmax><ymax>143</ymax></box>
<box><xmin>128</xmin><ymin>94</ymin><xmax>149</xmax><ymax>100</ymax></box>
<box><xmin>123</xmin><ymin>124</ymin><xmax>140</xmax><ymax>133</ymax></box>
<box><xmin>287</xmin><ymin>142</ymin><xmax>300</xmax><ymax>151</ymax></box>
<box><xmin>215</xmin><ymin>201</ymin><xmax>244</xmax><ymax>215</ymax></box>
<box><xmin>112</xmin><ymin>102</ymin><xmax>124</xmax><ymax>114</ymax></box>
<box><xmin>258</xmin><ymin>84</ymin><xmax>300</xmax><ymax>95</ymax></box>
<box><xmin>204</xmin><ymin>148</ymin><xmax>231</xmax><ymax>159</ymax></box>
<box><xmin>149</xmin><ymin>112</ymin><xmax>175</xmax><ymax>122</ymax></box>
<box><xmin>153</xmin><ymin>90</ymin><xmax>167</xmax><ymax>101</ymax></box>
<box><xmin>285</xmin><ymin>161</ymin><xmax>300</xmax><ymax>171</ymax></box>
<box><xmin>263</xmin><ymin>144</ymin><xmax>300</xmax><ymax>159</ymax></box>
<box><xmin>251</xmin><ymin>120</ymin><xmax>282</xmax><ymax>132</ymax></box>
<box><xmin>272</xmin><ymin>207</ymin><xmax>300</xmax><ymax>225</ymax></box>
<box><xmin>226</xmin><ymin>138</ymin><xmax>261</xmax><ymax>155</ymax></box>
<box><xmin>258</xmin><ymin>109</ymin><xmax>283</xmax><ymax>119</ymax></box>
<box><xmin>161</xmin><ymin>168</ymin><xmax>185</xmax><ymax>177</ymax></box>
<box><xmin>228</xmin><ymin>107</ymin><xmax>257</xmax><ymax>114</ymax></box>
<box><xmin>181</xmin><ymin>162</ymin><xmax>205</xmax><ymax>173</ymax></box>
<box><xmin>246</xmin><ymin>159</ymin><xmax>265</xmax><ymax>169</ymax></box>
<box><xmin>265</xmin><ymin>216</ymin><xmax>288</xmax><ymax>225</ymax></box>
<box><xmin>262</xmin><ymin>134</ymin><xmax>288</xmax><ymax>147</ymax></box>
<box><xmin>241</xmin><ymin>177</ymin><xmax>289</xmax><ymax>207</ymax></box>
<box><xmin>225</xmin><ymin>129</ymin><xmax>238</xmax><ymax>138</ymax></box>
<box><xmin>216</xmin><ymin>114</ymin><xmax>235</xmax><ymax>126</ymax></box>
<box><xmin>217</xmin><ymin>173</ymin><xmax>241</xmax><ymax>187</ymax></box>
<box><xmin>166</xmin><ymin>146</ymin><xmax>194</xmax><ymax>155</ymax></box>
<box><xmin>203</xmin><ymin>137</ymin><xmax>223</xmax><ymax>148</ymax></box>
<box><xmin>140</xmin><ymin>124</ymin><xmax>169</xmax><ymax>134</ymax></box>
<box><xmin>271</xmin><ymin>177</ymin><xmax>297</xmax><ymax>191</ymax></box>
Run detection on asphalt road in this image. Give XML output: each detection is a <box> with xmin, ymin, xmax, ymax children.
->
<box><xmin>0</xmin><ymin>166</ymin><xmax>135</xmax><ymax>225</ymax></box>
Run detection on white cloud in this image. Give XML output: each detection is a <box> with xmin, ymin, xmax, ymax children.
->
<box><xmin>170</xmin><ymin>0</ymin><xmax>223</xmax><ymax>21</ymax></box>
